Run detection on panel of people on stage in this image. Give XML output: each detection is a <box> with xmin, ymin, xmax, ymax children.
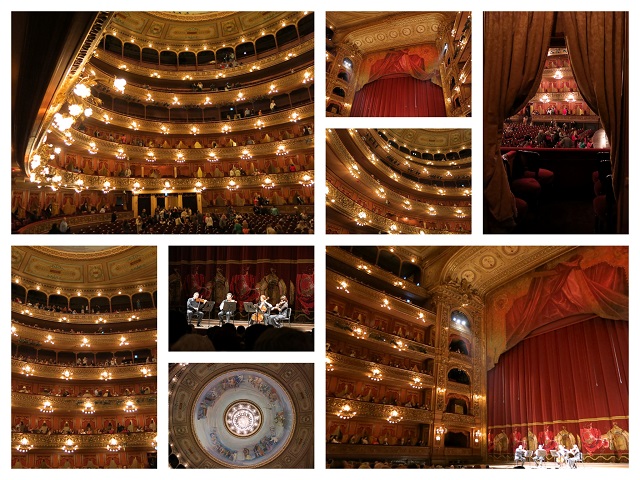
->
<box><xmin>186</xmin><ymin>292</ymin><xmax>289</xmax><ymax>328</ymax></box>
<box><xmin>514</xmin><ymin>444</ymin><xmax>582</xmax><ymax>468</ymax></box>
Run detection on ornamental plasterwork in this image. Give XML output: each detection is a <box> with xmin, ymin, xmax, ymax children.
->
<box><xmin>91</xmin><ymin>61</ymin><xmax>313</xmax><ymax>104</ymax></box>
<box><xmin>60</xmin><ymin>126</ymin><xmax>313</xmax><ymax>161</ymax></box>
<box><xmin>11</xmin><ymin>432</ymin><xmax>155</xmax><ymax>449</ymax></box>
<box><xmin>12</xmin><ymin>303</ymin><xmax>157</xmax><ymax>320</ymax></box>
<box><xmin>327</xmin><ymin>397</ymin><xmax>434</xmax><ymax>423</ymax></box>
<box><xmin>326</xmin><ymin>353</ymin><xmax>434</xmax><ymax>387</ymax></box>
<box><xmin>326</xmin><ymin>247</ymin><xmax>427</xmax><ymax>298</ymax></box>
<box><xmin>441</xmin><ymin>412</ymin><xmax>476</xmax><ymax>427</ymax></box>
<box><xmin>329</xmin><ymin>129</ymin><xmax>471</xmax><ymax>199</ymax></box>
<box><xmin>12</xmin><ymin>324</ymin><xmax>157</xmax><ymax>349</ymax></box>
<box><xmin>111</xmin><ymin>11</ymin><xmax>304</xmax><ymax>47</ymax></box>
<box><xmin>11</xmin><ymin>360</ymin><xmax>157</xmax><ymax>381</ymax></box>
<box><xmin>327</xmin><ymin>314</ymin><xmax>435</xmax><ymax>358</ymax></box>
<box><xmin>68</xmin><ymin>101</ymin><xmax>313</xmax><ymax>138</ymax></box>
<box><xmin>12</xmin><ymin>392</ymin><xmax>157</xmax><ymax>410</ymax></box>
<box><xmin>30</xmin><ymin>246</ymin><xmax>134</xmax><ymax>260</ymax></box>
<box><xmin>382</xmin><ymin>128</ymin><xmax>472</xmax><ymax>155</ymax></box>
<box><xmin>327</xmin><ymin>444</ymin><xmax>432</xmax><ymax>456</ymax></box>
<box><xmin>444</xmin><ymin>381</ymin><xmax>471</xmax><ymax>396</ymax></box>
<box><xmin>96</xmin><ymin>39</ymin><xmax>313</xmax><ymax>82</ymax></box>
<box><xmin>327</xmin><ymin>269</ymin><xmax>435</xmax><ymax>321</ymax></box>
<box><xmin>353</xmin><ymin>129</ymin><xmax>471</xmax><ymax>180</ymax></box>
<box><xmin>440</xmin><ymin>246</ymin><xmax>576</xmax><ymax>296</ymax></box>
<box><xmin>341</xmin><ymin>13</ymin><xmax>450</xmax><ymax>54</ymax></box>
<box><xmin>327</xmin><ymin>183</ymin><xmax>464</xmax><ymax>235</ymax></box>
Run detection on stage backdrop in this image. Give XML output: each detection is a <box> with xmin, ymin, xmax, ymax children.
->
<box><xmin>169</xmin><ymin>246</ymin><xmax>314</xmax><ymax>316</ymax></box>
<box><xmin>487</xmin><ymin>317</ymin><xmax>628</xmax><ymax>461</ymax></box>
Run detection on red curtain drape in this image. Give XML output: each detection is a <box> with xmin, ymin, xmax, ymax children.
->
<box><xmin>560</xmin><ymin>12</ymin><xmax>629</xmax><ymax>233</ymax></box>
<box><xmin>351</xmin><ymin>76</ymin><xmax>446</xmax><ymax>117</ymax></box>
<box><xmin>168</xmin><ymin>246</ymin><xmax>314</xmax><ymax>312</ymax></box>
<box><xmin>487</xmin><ymin>318</ymin><xmax>628</xmax><ymax>457</ymax></box>
<box><xmin>504</xmin><ymin>257</ymin><xmax>628</xmax><ymax>351</ymax></box>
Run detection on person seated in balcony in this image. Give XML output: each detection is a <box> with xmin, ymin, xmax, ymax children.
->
<box><xmin>270</xmin><ymin>99</ymin><xmax>276</xmax><ymax>112</ymax></box>
<box><xmin>244</xmin><ymin>107</ymin><xmax>251</xmax><ymax>117</ymax></box>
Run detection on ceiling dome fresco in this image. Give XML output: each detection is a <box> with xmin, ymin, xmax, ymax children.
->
<box><xmin>193</xmin><ymin>369</ymin><xmax>295</xmax><ymax>467</ymax></box>
<box><xmin>169</xmin><ymin>363</ymin><xmax>313</xmax><ymax>468</ymax></box>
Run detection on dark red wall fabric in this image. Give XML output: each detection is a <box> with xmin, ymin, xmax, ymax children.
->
<box><xmin>351</xmin><ymin>76</ymin><xmax>447</xmax><ymax>117</ymax></box>
<box><xmin>487</xmin><ymin>317</ymin><xmax>628</xmax><ymax>456</ymax></box>
<box><xmin>168</xmin><ymin>246</ymin><xmax>313</xmax><ymax>313</ymax></box>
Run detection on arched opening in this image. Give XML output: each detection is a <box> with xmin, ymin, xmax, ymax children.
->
<box><xmin>377</xmin><ymin>250</ymin><xmax>401</xmax><ymax>276</ymax></box>
<box><xmin>132</xmin><ymin>292</ymin><xmax>154</xmax><ymax>309</ymax></box>
<box><xmin>48</xmin><ymin>294</ymin><xmax>68</xmax><ymax>310</ymax></box>
<box><xmin>449</xmin><ymin>337</ymin><xmax>470</xmax><ymax>355</ymax></box>
<box><xmin>451</xmin><ymin>310</ymin><xmax>471</xmax><ymax>329</ymax></box>
<box><xmin>447</xmin><ymin>368</ymin><xmax>471</xmax><ymax>385</ymax></box>
<box><xmin>69</xmin><ymin>296</ymin><xmax>89</xmax><ymax>312</ymax></box>
<box><xmin>90</xmin><ymin>296</ymin><xmax>111</xmax><ymax>313</ymax></box>
<box><xmin>276</xmin><ymin>25</ymin><xmax>299</xmax><ymax>47</ymax></box>
<box><xmin>12</xmin><ymin>283</ymin><xmax>26</xmax><ymax>303</ymax></box>
<box><xmin>255</xmin><ymin>35</ymin><xmax>276</xmax><ymax>55</ymax></box>
<box><xmin>215</xmin><ymin>47</ymin><xmax>235</xmax><ymax>63</ymax></box>
<box><xmin>26</xmin><ymin>289</ymin><xmax>47</xmax><ymax>306</ymax></box>
<box><xmin>123</xmin><ymin>42</ymin><xmax>140</xmax><ymax>61</ymax></box>
<box><xmin>337</xmin><ymin>70</ymin><xmax>350</xmax><ymax>82</ymax></box>
<box><xmin>141</xmin><ymin>47</ymin><xmax>159</xmax><ymax>64</ymax></box>
<box><xmin>111</xmin><ymin>295</ymin><xmax>132</xmax><ymax>312</ymax></box>
<box><xmin>342</xmin><ymin>58</ymin><xmax>353</xmax><ymax>69</ymax></box>
<box><xmin>444</xmin><ymin>431</ymin><xmax>469</xmax><ymax>448</ymax></box>
<box><xmin>197</xmin><ymin>50</ymin><xmax>215</xmax><ymax>66</ymax></box>
<box><xmin>178</xmin><ymin>51</ymin><xmax>196</xmax><ymax>66</ymax></box>
<box><xmin>159</xmin><ymin>50</ymin><xmax>178</xmax><ymax>66</ymax></box>
<box><xmin>399</xmin><ymin>262</ymin><xmax>421</xmax><ymax>285</ymax></box>
<box><xmin>297</xmin><ymin>13</ymin><xmax>314</xmax><ymax>37</ymax></box>
<box><xmin>104</xmin><ymin>35</ymin><xmax>122</xmax><ymax>55</ymax></box>
<box><xmin>235</xmin><ymin>42</ymin><xmax>255</xmax><ymax>58</ymax></box>
<box><xmin>332</xmin><ymin>87</ymin><xmax>346</xmax><ymax>98</ymax></box>
<box><xmin>445</xmin><ymin>395</ymin><xmax>469</xmax><ymax>414</ymax></box>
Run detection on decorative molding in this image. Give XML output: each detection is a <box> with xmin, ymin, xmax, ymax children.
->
<box><xmin>11</xmin><ymin>432</ymin><xmax>156</xmax><ymax>449</ymax></box>
<box><xmin>442</xmin><ymin>412</ymin><xmax>476</xmax><ymax>427</ymax></box>
<box><xmin>12</xmin><ymin>360</ymin><xmax>158</xmax><ymax>381</ymax></box>
<box><xmin>327</xmin><ymin>397</ymin><xmax>434</xmax><ymax>423</ymax></box>
<box><xmin>12</xmin><ymin>392</ymin><xmax>157</xmax><ymax>411</ymax></box>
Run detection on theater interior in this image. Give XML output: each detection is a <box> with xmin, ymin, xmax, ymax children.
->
<box><xmin>326</xmin><ymin>11</ymin><xmax>471</xmax><ymax>117</ymax></box>
<box><xmin>326</xmin><ymin>128</ymin><xmax>471</xmax><ymax>234</ymax></box>
<box><xmin>12</xmin><ymin>11</ymin><xmax>314</xmax><ymax>234</ymax></box>
<box><xmin>326</xmin><ymin>245</ymin><xmax>628</xmax><ymax>468</ymax></box>
<box><xmin>11</xmin><ymin>246</ymin><xmax>157</xmax><ymax>468</ymax></box>
<box><xmin>483</xmin><ymin>12</ymin><xmax>628</xmax><ymax>234</ymax></box>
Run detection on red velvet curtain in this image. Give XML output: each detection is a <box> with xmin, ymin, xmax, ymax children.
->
<box><xmin>504</xmin><ymin>257</ymin><xmax>628</xmax><ymax>351</ymax></box>
<box><xmin>168</xmin><ymin>246</ymin><xmax>314</xmax><ymax>312</ymax></box>
<box><xmin>487</xmin><ymin>318</ymin><xmax>628</xmax><ymax>457</ymax></box>
<box><xmin>351</xmin><ymin>76</ymin><xmax>446</xmax><ymax>117</ymax></box>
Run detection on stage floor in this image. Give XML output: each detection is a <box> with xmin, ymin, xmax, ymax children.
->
<box><xmin>191</xmin><ymin>320</ymin><xmax>313</xmax><ymax>331</ymax></box>
<box><xmin>489</xmin><ymin>463</ymin><xmax>628</xmax><ymax>469</ymax></box>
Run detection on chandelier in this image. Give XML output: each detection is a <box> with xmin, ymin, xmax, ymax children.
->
<box><xmin>102</xmin><ymin>181</ymin><xmax>115</xmax><ymax>194</ymax></box>
<box><xmin>115</xmin><ymin>147</ymin><xmax>127</xmax><ymax>159</ymax></box>
<box><xmin>100</xmin><ymin>371</ymin><xmax>112</xmax><ymax>381</ymax></box>
<box><xmin>276</xmin><ymin>144</ymin><xmax>288</xmax><ymax>156</ymax></box>
<box><xmin>132</xmin><ymin>181</ymin><xmax>143</xmax><ymax>195</ymax></box>
<box><xmin>261</xmin><ymin>177</ymin><xmax>275</xmax><ymax>189</ymax></box>
<box><xmin>336</xmin><ymin>280</ymin><xmax>349</xmax><ymax>293</ymax></box>
<box><xmin>355</xmin><ymin>211</ymin><xmax>368</xmax><ymax>226</ymax></box>
<box><xmin>368</xmin><ymin>369</ymin><xmax>383</xmax><ymax>381</ymax></box>
<box><xmin>82</xmin><ymin>401</ymin><xmax>95</xmax><ymax>414</ymax></box>
<box><xmin>227</xmin><ymin>180</ymin><xmax>239</xmax><ymax>191</ymax></box>
<box><xmin>124</xmin><ymin>400</ymin><xmax>138</xmax><ymax>413</ymax></box>
<box><xmin>411</xmin><ymin>377</ymin><xmax>423</xmax><ymax>389</ymax></box>
<box><xmin>140</xmin><ymin>367</ymin><xmax>153</xmax><ymax>377</ymax></box>
<box><xmin>80</xmin><ymin>337</ymin><xmax>91</xmax><ymax>348</ymax></box>
<box><xmin>207</xmin><ymin>152</ymin><xmax>218</xmax><ymax>162</ymax></box>
<box><xmin>352</xmin><ymin>326</ymin><xmax>366</xmax><ymax>339</ymax></box>
<box><xmin>21</xmin><ymin>365</ymin><xmax>34</xmax><ymax>376</ymax></box>
<box><xmin>106</xmin><ymin>438</ymin><xmax>122</xmax><ymax>452</ymax></box>
<box><xmin>16</xmin><ymin>437</ymin><xmax>33</xmax><ymax>453</ymax></box>
<box><xmin>62</xmin><ymin>438</ymin><xmax>79</xmax><ymax>453</ymax></box>
<box><xmin>194</xmin><ymin>181</ymin><xmax>205</xmax><ymax>193</ymax></box>
<box><xmin>381</xmin><ymin>299</ymin><xmax>391</xmax><ymax>310</ymax></box>
<box><xmin>44</xmin><ymin>334</ymin><xmax>55</xmax><ymax>345</ymax></box>
<box><xmin>60</xmin><ymin>369</ymin><xmax>72</xmax><ymax>381</ymax></box>
<box><xmin>175</xmin><ymin>152</ymin><xmax>185</xmax><ymax>163</ymax></box>
<box><xmin>221</xmin><ymin>124</ymin><xmax>231</xmax><ymax>134</ymax></box>
<box><xmin>289</xmin><ymin>112</ymin><xmax>300</xmax><ymax>122</ymax></box>
<box><xmin>40</xmin><ymin>400</ymin><xmax>54</xmax><ymax>413</ymax></box>
<box><xmin>241</xmin><ymin>149</ymin><xmax>252</xmax><ymax>160</ymax></box>
<box><xmin>254</xmin><ymin>119</ymin><xmax>264</xmax><ymax>129</ymax></box>
<box><xmin>74</xmin><ymin>179</ymin><xmax>87</xmax><ymax>193</ymax></box>
<box><xmin>119</xmin><ymin>336</ymin><xmax>129</xmax><ymax>346</ymax></box>
<box><xmin>325</xmin><ymin>356</ymin><xmax>334</xmax><ymax>372</ymax></box>
<box><xmin>337</xmin><ymin>404</ymin><xmax>356</xmax><ymax>419</ymax></box>
<box><xmin>299</xmin><ymin>174</ymin><xmax>314</xmax><ymax>187</ymax></box>
<box><xmin>302</xmin><ymin>70</ymin><xmax>313</xmax><ymax>83</ymax></box>
<box><xmin>162</xmin><ymin>180</ymin><xmax>172</xmax><ymax>194</ymax></box>
<box><xmin>435</xmin><ymin>425</ymin><xmax>448</xmax><ymax>441</ymax></box>
<box><xmin>387</xmin><ymin>410</ymin><xmax>403</xmax><ymax>424</ymax></box>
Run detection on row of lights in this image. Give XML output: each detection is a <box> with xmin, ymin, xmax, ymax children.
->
<box><xmin>16</xmin><ymin>435</ymin><xmax>157</xmax><ymax>453</ymax></box>
<box><xmin>20</xmin><ymin>365</ymin><xmax>153</xmax><ymax>379</ymax></box>
<box><xmin>14</xmin><ymin>279</ymin><xmax>146</xmax><ymax>296</ymax></box>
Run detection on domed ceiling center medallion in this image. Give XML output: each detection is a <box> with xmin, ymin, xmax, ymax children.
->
<box><xmin>224</xmin><ymin>401</ymin><xmax>262</xmax><ymax>437</ymax></box>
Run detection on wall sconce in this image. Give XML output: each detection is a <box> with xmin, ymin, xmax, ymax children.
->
<box><xmin>435</xmin><ymin>425</ymin><xmax>447</xmax><ymax>442</ymax></box>
<box><xmin>337</xmin><ymin>404</ymin><xmax>356</xmax><ymax>419</ymax></box>
<box><xmin>368</xmin><ymin>368</ymin><xmax>382</xmax><ymax>381</ymax></box>
<box><xmin>387</xmin><ymin>410</ymin><xmax>403</xmax><ymax>424</ymax></box>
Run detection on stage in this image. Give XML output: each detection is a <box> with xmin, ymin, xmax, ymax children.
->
<box><xmin>489</xmin><ymin>462</ymin><xmax>628</xmax><ymax>469</ymax></box>
<box><xmin>190</xmin><ymin>319</ymin><xmax>314</xmax><ymax>331</ymax></box>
